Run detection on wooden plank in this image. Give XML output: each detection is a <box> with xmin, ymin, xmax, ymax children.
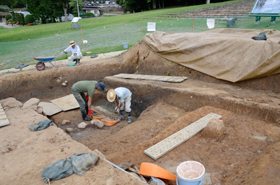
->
<box><xmin>144</xmin><ymin>113</ymin><xmax>222</xmax><ymax>160</ymax></box>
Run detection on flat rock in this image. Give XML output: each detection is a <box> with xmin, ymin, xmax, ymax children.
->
<box><xmin>22</xmin><ymin>98</ymin><xmax>40</xmax><ymax>109</ymax></box>
<box><xmin>91</xmin><ymin>120</ymin><xmax>104</xmax><ymax>128</ymax></box>
<box><xmin>51</xmin><ymin>94</ymin><xmax>79</xmax><ymax>111</ymax></box>
<box><xmin>0</xmin><ymin>97</ymin><xmax>22</xmax><ymax>109</ymax></box>
<box><xmin>66</xmin><ymin>128</ymin><xmax>74</xmax><ymax>133</ymax></box>
<box><xmin>78</xmin><ymin>122</ymin><xmax>87</xmax><ymax>129</ymax></box>
<box><xmin>38</xmin><ymin>102</ymin><xmax>62</xmax><ymax>116</ymax></box>
<box><xmin>62</xmin><ymin>120</ymin><xmax>70</xmax><ymax>125</ymax></box>
<box><xmin>37</xmin><ymin>106</ymin><xmax>43</xmax><ymax>114</ymax></box>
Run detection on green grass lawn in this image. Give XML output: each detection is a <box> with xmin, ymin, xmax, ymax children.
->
<box><xmin>1</xmin><ymin>0</ymin><xmax>280</xmax><ymax>69</ymax></box>
<box><xmin>0</xmin><ymin>0</ymin><xmax>246</xmax><ymax>42</ymax></box>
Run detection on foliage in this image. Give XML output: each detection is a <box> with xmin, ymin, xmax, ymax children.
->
<box><xmin>24</xmin><ymin>14</ymin><xmax>34</xmax><ymax>24</ymax></box>
<box><xmin>5</xmin><ymin>13</ymin><xmax>12</xmax><ymax>20</ymax></box>
<box><xmin>69</xmin><ymin>0</ymin><xmax>85</xmax><ymax>15</ymax></box>
<box><xmin>81</xmin><ymin>13</ymin><xmax>94</xmax><ymax>18</ymax></box>
<box><xmin>19</xmin><ymin>13</ymin><xmax>24</xmax><ymax>25</ymax></box>
<box><xmin>0</xmin><ymin>7</ymin><xmax>9</xmax><ymax>12</ymax></box>
<box><xmin>7</xmin><ymin>18</ymin><xmax>13</xmax><ymax>23</ymax></box>
<box><xmin>99</xmin><ymin>9</ymin><xmax>103</xmax><ymax>15</ymax></box>
<box><xmin>26</xmin><ymin>0</ymin><xmax>70</xmax><ymax>24</ymax></box>
<box><xmin>0</xmin><ymin>0</ymin><xmax>27</xmax><ymax>8</ymax></box>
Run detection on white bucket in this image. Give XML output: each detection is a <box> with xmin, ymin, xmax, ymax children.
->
<box><xmin>176</xmin><ymin>161</ymin><xmax>205</xmax><ymax>185</ymax></box>
<box><xmin>122</xmin><ymin>43</ymin><xmax>128</xmax><ymax>49</ymax></box>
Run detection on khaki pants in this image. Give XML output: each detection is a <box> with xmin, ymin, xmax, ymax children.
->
<box><xmin>68</xmin><ymin>54</ymin><xmax>83</xmax><ymax>61</ymax></box>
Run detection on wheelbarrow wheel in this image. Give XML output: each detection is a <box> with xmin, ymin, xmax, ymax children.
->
<box><xmin>36</xmin><ymin>62</ymin><xmax>45</xmax><ymax>71</ymax></box>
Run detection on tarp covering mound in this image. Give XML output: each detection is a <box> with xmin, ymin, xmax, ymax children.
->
<box><xmin>143</xmin><ymin>29</ymin><xmax>280</xmax><ymax>82</ymax></box>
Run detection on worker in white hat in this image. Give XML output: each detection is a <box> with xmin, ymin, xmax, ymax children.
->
<box><xmin>107</xmin><ymin>87</ymin><xmax>132</xmax><ymax>123</ymax></box>
<box><xmin>63</xmin><ymin>40</ymin><xmax>83</xmax><ymax>65</ymax></box>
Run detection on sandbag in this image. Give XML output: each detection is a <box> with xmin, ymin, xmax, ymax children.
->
<box><xmin>252</xmin><ymin>32</ymin><xmax>267</xmax><ymax>40</ymax></box>
<box><xmin>29</xmin><ymin>120</ymin><xmax>53</xmax><ymax>131</ymax></box>
<box><xmin>70</xmin><ymin>153</ymin><xmax>99</xmax><ymax>176</ymax></box>
<box><xmin>41</xmin><ymin>159</ymin><xmax>73</xmax><ymax>183</ymax></box>
<box><xmin>41</xmin><ymin>153</ymin><xmax>99</xmax><ymax>183</ymax></box>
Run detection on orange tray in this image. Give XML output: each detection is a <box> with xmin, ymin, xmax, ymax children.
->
<box><xmin>138</xmin><ymin>162</ymin><xmax>177</xmax><ymax>181</ymax></box>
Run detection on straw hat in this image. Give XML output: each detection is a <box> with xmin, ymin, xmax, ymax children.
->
<box><xmin>70</xmin><ymin>40</ymin><xmax>75</xmax><ymax>46</ymax></box>
<box><xmin>107</xmin><ymin>89</ymin><xmax>116</xmax><ymax>102</ymax></box>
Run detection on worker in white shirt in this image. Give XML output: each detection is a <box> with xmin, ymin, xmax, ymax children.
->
<box><xmin>63</xmin><ymin>40</ymin><xmax>83</xmax><ymax>65</ymax></box>
<box><xmin>107</xmin><ymin>87</ymin><xmax>132</xmax><ymax>123</ymax></box>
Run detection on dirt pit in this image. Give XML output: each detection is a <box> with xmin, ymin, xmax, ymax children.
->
<box><xmin>49</xmin><ymin>99</ymin><xmax>280</xmax><ymax>185</ymax></box>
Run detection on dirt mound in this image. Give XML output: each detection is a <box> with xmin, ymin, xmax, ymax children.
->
<box><xmin>122</xmin><ymin>41</ymin><xmax>280</xmax><ymax>93</ymax></box>
<box><xmin>102</xmin><ymin>105</ymin><xmax>280</xmax><ymax>185</ymax></box>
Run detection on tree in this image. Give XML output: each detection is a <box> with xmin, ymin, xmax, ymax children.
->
<box><xmin>59</xmin><ymin>0</ymin><xmax>70</xmax><ymax>22</ymax></box>
<box><xmin>70</xmin><ymin>0</ymin><xmax>85</xmax><ymax>16</ymax></box>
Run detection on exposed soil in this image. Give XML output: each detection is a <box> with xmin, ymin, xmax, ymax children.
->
<box><xmin>1</xmin><ymin>34</ymin><xmax>280</xmax><ymax>184</ymax></box>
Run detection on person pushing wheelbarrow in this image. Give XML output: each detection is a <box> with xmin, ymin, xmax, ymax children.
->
<box><xmin>71</xmin><ymin>80</ymin><xmax>106</xmax><ymax>121</ymax></box>
<box><xmin>63</xmin><ymin>41</ymin><xmax>83</xmax><ymax>65</ymax></box>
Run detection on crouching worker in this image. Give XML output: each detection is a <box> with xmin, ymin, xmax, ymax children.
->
<box><xmin>107</xmin><ymin>87</ymin><xmax>132</xmax><ymax>124</ymax></box>
<box><xmin>71</xmin><ymin>81</ymin><xmax>105</xmax><ymax>121</ymax></box>
<box><xmin>63</xmin><ymin>40</ymin><xmax>82</xmax><ymax>65</ymax></box>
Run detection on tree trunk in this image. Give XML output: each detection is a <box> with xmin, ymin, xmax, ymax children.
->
<box><xmin>162</xmin><ymin>0</ymin><xmax>164</xmax><ymax>8</ymax></box>
<box><xmin>153</xmin><ymin>0</ymin><xmax>156</xmax><ymax>9</ymax></box>
<box><xmin>158</xmin><ymin>0</ymin><xmax>161</xmax><ymax>9</ymax></box>
<box><xmin>63</xmin><ymin>3</ymin><xmax>68</xmax><ymax>22</ymax></box>
<box><xmin>206</xmin><ymin>0</ymin><xmax>210</xmax><ymax>4</ymax></box>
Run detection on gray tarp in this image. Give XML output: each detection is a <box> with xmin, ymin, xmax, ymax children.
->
<box><xmin>42</xmin><ymin>153</ymin><xmax>99</xmax><ymax>183</ymax></box>
<box><xmin>143</xmin><ymin>29</ymin><xmax>280</xmax><ymax>82</ymax></box>
<box><xmin>29</xmin><ymin>120</ymin><xmax>53</xmax><ymax>131</ymax></box>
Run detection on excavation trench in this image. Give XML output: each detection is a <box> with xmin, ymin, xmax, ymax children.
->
<box><xmin>1</xmin><ymin>51</ymin><xmax>280</xmax><ymax>185</ymax></box>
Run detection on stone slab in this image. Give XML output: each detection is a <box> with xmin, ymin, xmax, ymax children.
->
<box><xmin>144</xmin><ymin>113</ymin><xmax>222</xmax><ymax>160</ymax></box>
<box><xmin>0</xmin><ymin>114</ymin><xmax>7</xmax><ymax>120</ymax></box>
<box><xmin>38</xmin><ymin>102</ymin><xmax>62</xmax><ymax>116</ymax></box>
<box><xmin>113</xmin><ymin>74</ymin><xmax>187</xmax><ymax>83</ymax></box>
<box><xmin>50</xmin><ymin>94</ymin><xmax>80</xmax><ymax>111</ymax></box>
<box><xmin>0</xmin><ymin>103</ymin><xmax>10</xmax><ymax>127</ymax></box>
<box><xmin>0</xmin><ymin>119</ymin><xmax>10</xmax><ymax>127</ymax></box>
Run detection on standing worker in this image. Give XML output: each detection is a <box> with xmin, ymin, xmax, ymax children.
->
<box><xmin>72</xmin><ymin>81</ymin><xmax>106</xmax><ymax>121</ymax></box>
<box><xmin>63</xmin><ymin>41</ymin><xmax>83</xmax><ymax>65</ymax></box>
<box><xmin>107</xmin><ymin>87</ymin><xmax>132</xmax><ymax>124</ymax></box>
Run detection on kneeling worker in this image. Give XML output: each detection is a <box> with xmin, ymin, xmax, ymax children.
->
<box><xmin>63</xmin><ymin>40</ymin><xmax>83</xmax><ymax>65</ymax></box>
<box><xmin>72</xmin><ymin>81</ymin><xmax>105</xmax><ymax>121</ymax></box>
<box><xmin>107</xmin><ymin>87</ymin><xmax>132</xmax><ymax>123</ymax></box>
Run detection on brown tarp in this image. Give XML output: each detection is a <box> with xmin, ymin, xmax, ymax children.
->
<box><xmin>143</xmin><ymin>29</ymin><xmax>280</xmax><ymax>82</ymax></box>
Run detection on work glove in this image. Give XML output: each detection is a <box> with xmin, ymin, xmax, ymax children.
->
<box><xmin>114</xmin><ymin>107</ymin><xmax>120</xmax><ymax>113</ymax></box>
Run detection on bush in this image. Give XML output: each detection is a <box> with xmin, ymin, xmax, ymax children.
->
<box><xmin>5</xmin><ymin>14</ymin><xmax>12</xmax><ymax>20</ymax></box>
<box><xmin>99</xmin><ymin>9</ymin><xmax>103</xmax><ymax>15</ymax></box>
<box><xmin>25</xmin><ymin>14</ymin><xmax>35</xmax><ymax>24</ymax></box>
<box><xmin>0</xmin><ymin>8</ymin><xmax>9</xmax><ymax>12</ymax></box>
<box><xmin>81</xmin><ymin>13</ymin><xmax>95</xmax><ymax>18</ymax></box>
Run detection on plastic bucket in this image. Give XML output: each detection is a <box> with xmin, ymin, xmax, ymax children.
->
<box><xmin>176</xmin><ymin>161</ymin><xmax>205</xmax><ymax>185</ymax></box>
<box><xmin>122</xmin><ymin>43</ymin><xmax>128</xmax><ymax>49</ymax></box>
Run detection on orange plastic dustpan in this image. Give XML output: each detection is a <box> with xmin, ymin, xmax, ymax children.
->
<box><xmin>103</xmin><ymin>120</ymin><xmax>119</xmax><ymax>126</ymax></box>
<box><xmin>91</xmin><ymin>116</ymin><xmax>106</xmax><ymax>120</ymax></box>
<box><xmin>138</xmin><ymin>163</ymin><xmax>177</xmax><ymax>181</ymax></box>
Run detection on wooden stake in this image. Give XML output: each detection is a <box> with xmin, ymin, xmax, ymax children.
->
<box><xmin>140</xmin><ymin>19</ymin><xmax>142</xmax><ymax>40</ymax></box>
<box><xmin>81</xmin><ymin>28</ymin><xmax>84</xmax><ymax>52</ymax></box>
<box><xmin>0</xmin><ymin>61</ymin><xmax>2</xmax><ymax>69</ymax></box>
<box><xmin>192</xmin><ymin>15</ymin><xmax>194</xmax><ymax>32</ymax></box>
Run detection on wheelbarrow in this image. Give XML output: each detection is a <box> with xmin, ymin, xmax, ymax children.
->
<box><xmin>33</xmin><ymin>52</ymin><xmax>65</xmax><ymax>71</ymax></box>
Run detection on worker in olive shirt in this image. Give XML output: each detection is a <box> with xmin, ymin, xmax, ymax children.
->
<box><xmin>71</xmin><ymin>81</ymin><xmax>105</xmax><ymax>121</ymax></box>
